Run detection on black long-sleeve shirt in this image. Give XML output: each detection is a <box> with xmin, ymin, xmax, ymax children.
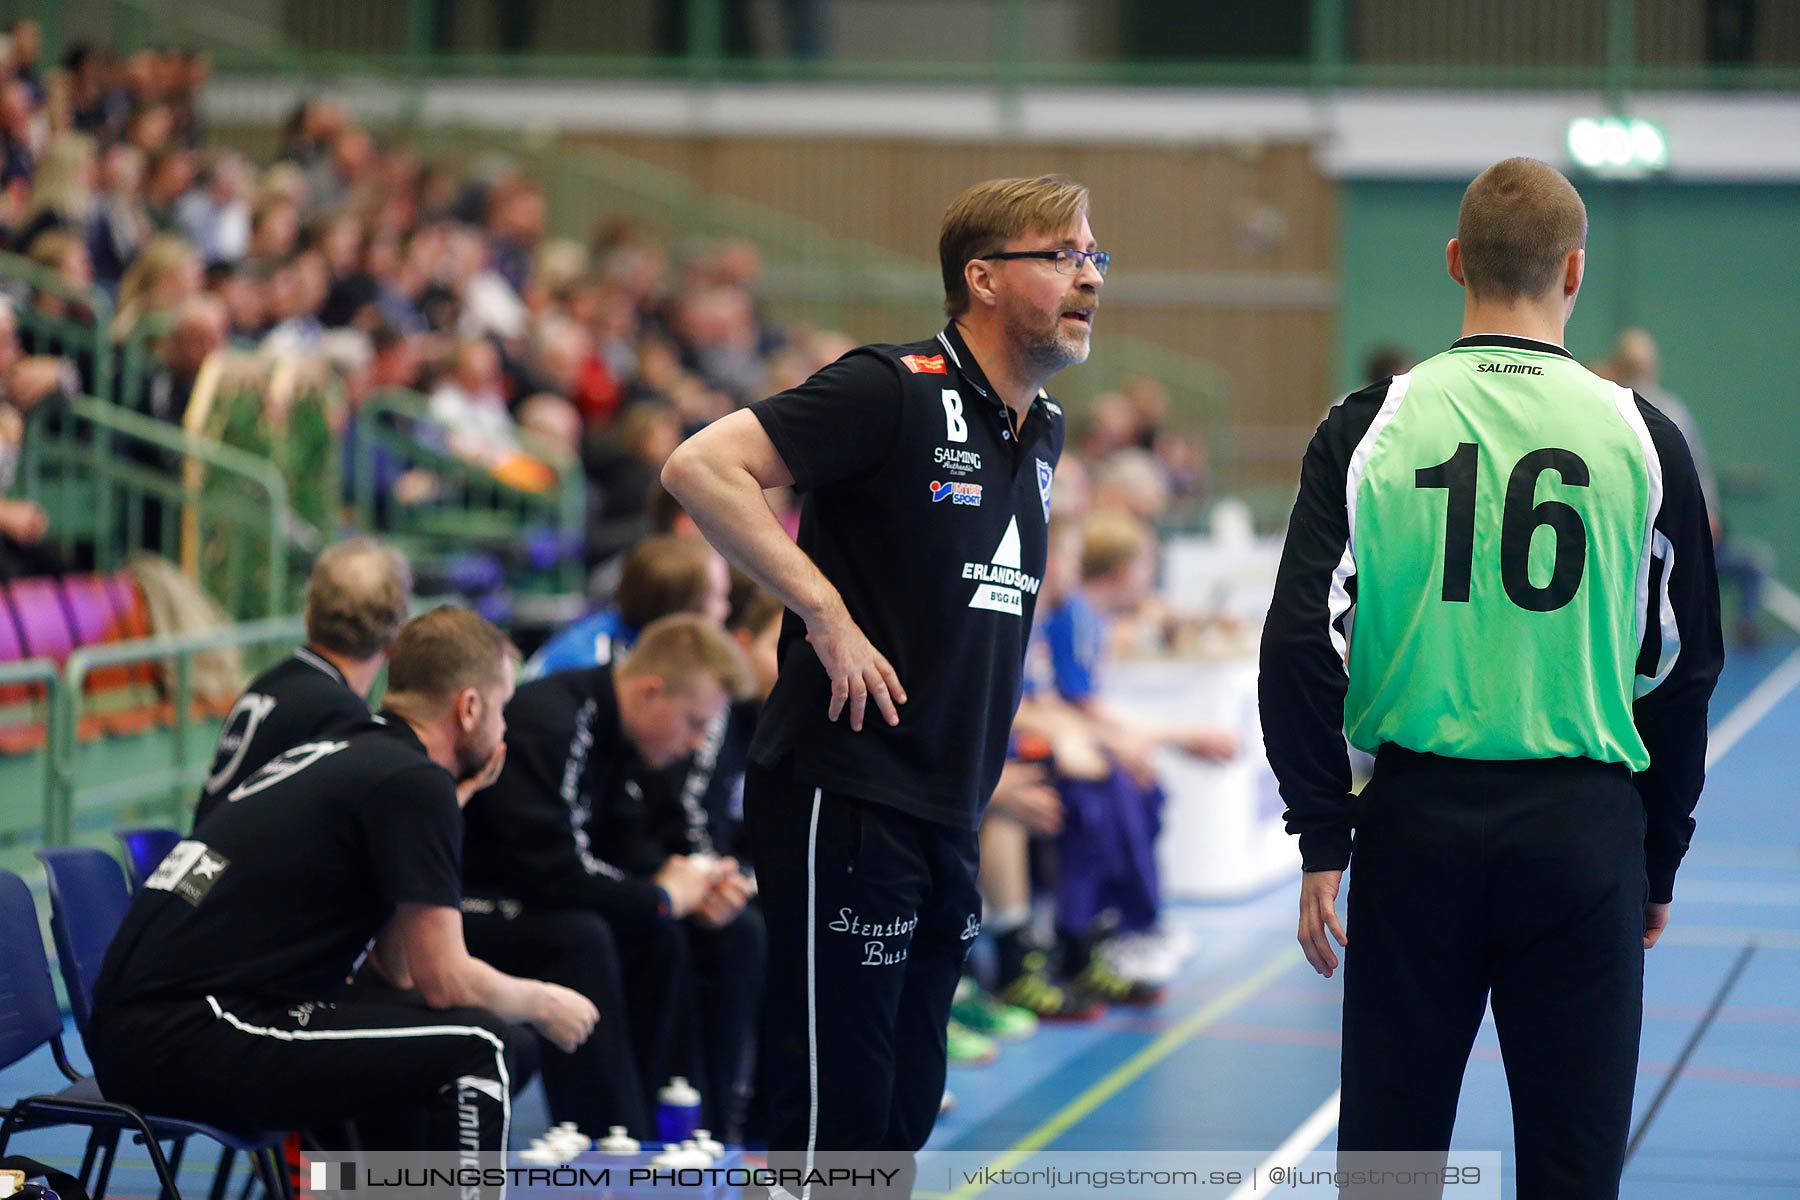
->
<box><xmin>461</xmin><ymin>666</ymin><xmax>672</xmax><ymax>930</ymax></box>
<box><xmin>1260</xmin><ymin>339</ymin><xmax>1723</xmax><ymax>901</ymax></box>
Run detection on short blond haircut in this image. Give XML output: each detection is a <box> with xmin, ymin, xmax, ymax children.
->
<box><xmin>1456</xmin><ymin>158</ymin><xmax>1587</xmax><ymax>303</ymax></box>
<box><xmin>1080</xmin><ymin>510</ymin><xmax>1154</xmax><ymax>584</ymax></box>
<box><xmin>940</xmin><ymin>176</ymin><xmax>1089</xmax><ymax>318</ymax></box>
<box><xmin>618</xmin><ymin>613</ymin><xmax>752</xmax><ymax>700</ymax></box>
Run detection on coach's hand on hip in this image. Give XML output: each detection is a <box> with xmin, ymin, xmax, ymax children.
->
<box><xmin>805</xmin><ymin>600</ymin><xmax>906</xmax><ymax>731</ymax></box>
<box><xmin>1643</xmin><ymin>901</ymin><xmax>1672</xmax><ymax>949</ymax></box>
<box><xmin>1299</xmin><ymin>869</ymin><xmax>1348</xmax><ymax>978</ymax></box>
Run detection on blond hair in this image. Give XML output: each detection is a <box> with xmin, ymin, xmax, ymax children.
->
<box><xmin>1080</xmin><ymin>510</ymin><xmax>1153</xmax><ymax>584</ymax></box>
<box><xmin>619</xmin><ymin>613</ymin><xmax>752</xmax><ymax>700</ymax></box>
<box><xmin>939</xmin><ymin>176</ymin><xmax>1089</xmax><ymax>318</ymax></box>
<box><xmin>113</xmin><ymin>234</ymin><xmax>200</xmax><ymax>337</ymax></box>
<box><xmin>1456</xmin><ymin>158</ymin><xmax>1588</xmax><ymax>302</ymax></box>
<box><xmin>23</xmin><ymin>134</ymin><xmax>95</xmax><ymax>225</ymax></box>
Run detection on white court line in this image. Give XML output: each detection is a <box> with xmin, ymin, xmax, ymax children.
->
<box><xmin>1676</xmin><ymin>881</ymin><xmax>1800</xmax><ymax>907</ymax></box>
<box><xmin>1655</xmin><ymin>925</ymin><xmax>1800</xmax><ymax>951</ymax></box>
<box><xmin>1233</xmin><ymin>593</ymin><xmax>1800</xmax><ymax>1195</ymax></box>
<box><xmin>1704</xmin><ymin>645</ymin><xmax>1800</xmax><ymax>769</ymax></box>
<box><xmin>1231</xmin><ymin>1091</ymin><xmax>1342</xmax><ymax>1199</ymax></box>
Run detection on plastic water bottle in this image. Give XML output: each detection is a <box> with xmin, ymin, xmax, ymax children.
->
<box><xmin>693</xmin><ymin>1129</ymin><xmax>725</xmax><ymax>1158</ymax></box>
<box><xmin>656</xmin><ymin>1076</ymin><xmax>702</xmax><ymax>1145</ymax></box>
<box><xmin>597</xmin><ymin>1126</ymin><xmax>640</xmax><ymax>1156</ymax></box>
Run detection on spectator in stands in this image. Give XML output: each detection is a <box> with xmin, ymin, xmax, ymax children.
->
<box><xmin>173</xmin><ymin>147</ymin><xmax>250</xmax><ymax>265</ymax></box>
<box><xmin>91</xmin><ymin>607</ymin><xmax>595</xmax><ymax>1170</ymax></box>
<box><xmin>260</xmin><ymin>248</ymin><xmax>329</xmax><ymax>356</ymax></box>
<box><xmin>582</xmin><ymin>402</ymin><xmax>685</xmax><ymax>564</ymax></box>
<box><xmin>13</xmin><ymin>133</ymin><xmax>91</xmax><ymax>253</ymax></box>
<box><xmin>1605</xmin><ymin>326</ymin><xmax>1771</xmax><ymax>643</ymax></box>
<box><xmin>1090</xmin><ymin>447</ymin><xmax>1171</xmax><ymax>522</ymax></box>
<box><xmin>246</xmin><ymin>189</ymin><xmax>300</xmax><ymax>261</ymax></box>
<box><xmin>112</xmin><ymin>233</ymin><xmax>201</xmax><ymax>339</ymax></box>
<box><xmin>22</xmin><ymin>227</ymin><xmax>90</xmax><ymax>310</ymax></box>
<box><xmin>142</xmin><ymin>293</ymin><xmax>225</xmax><ymax>425</ymax></box>
<box><xmin>195</xmin><ymin>536</ymin><xmax>413</xmax><ymax>827</ymax></box>
<box><xmin>8</xmin><ymin>20</ymin><xmax>43</xmax><ymax>106</ymax></box>
<box><xmin>206</xmin><ymin>258</ymin><xmax>268</xmax><ymax>340</ymax></box>
<box><xmin>87</xmin><ymin>141</ymin><xmax>148</xmax><ymax>289</ymax></box>
<box><xmin>428</xmin><ymin>335</ymin><xmax>518</xmax><ymax>463</ymax></box>
<box><xmin>461</xmin><ymin>614</ymin><xmax>752</xmax><ymax>1138</ymax></box>
<box><xmin>0</xmin><ymin>78</ymin><xmax>36</xmax><ymax>209</ymax></box>
<box><xmin>526</xmin><ymin>534</ymin><xmax>732</xmax><ymax>680</ymax></box>
<box><xmin>141</xmin><ymin>146</ymin><xmax>195</xmax><ymax>232</ymax></box>
<box><xmin>53</xmin><ymin>42</ymin><xmax>128</xmax><ymax>143</ymax></box>
<box><xmin>0</xmin><ymin>297</ymin><xmax>67</xmax><ymax>580</ymax></box>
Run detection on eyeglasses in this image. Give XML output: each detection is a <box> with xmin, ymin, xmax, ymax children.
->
<box><xmin>979</xmin><ymin>248</ymin><xmax>1111</xmax><ymax>278</ymax></box>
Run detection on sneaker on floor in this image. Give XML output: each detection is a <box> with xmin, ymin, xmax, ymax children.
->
<box><xmin>1101</xmin><ymin>929</ymin><xmax>1191</xmax><ymax>985</ymax></box>
<box><xmin>1075</xmin><ymin>956</ymin><xmax>1166</xmax><ymax>1008</ymax></box>
<box><xmin>946</xmin><ymin>1018</ymin><xmax>1000</xmax><ymax>1066</ymax></box>
<box><xmin>952</xmin><ymin>977</ymin><xmax>1039</xmax><ymax>1041</ymax></box>
<box><xmin>996</xmin><ymin>953</ymin><xmax>1103</xmax><ymax>1022</ymax></box>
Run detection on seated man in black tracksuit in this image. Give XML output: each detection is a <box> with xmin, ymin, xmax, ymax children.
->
<box><xmin>461</xmin><ymin>613</ymin><xmax>754</xmax><ymax>1138</ymax></box>
<box><xmin>90</xmin><ymin>607</ymin><xmax>597</xmax><ymax>1172</ymax></box>
<box><xmin>196</xmin><ymin>536</ymin><xmax>412</xmax><ymax>828</ymax></box>
<box><xmin>637</xmin><ymin>583</ymin><xmax>783</xmax><ymax>1139</ymax></box>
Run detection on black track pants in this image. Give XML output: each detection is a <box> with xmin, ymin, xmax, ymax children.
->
<box><xmin>1337</xmin><ymin>747</ymin><xmax>1647</xmax><ymax>1200</ymax></box>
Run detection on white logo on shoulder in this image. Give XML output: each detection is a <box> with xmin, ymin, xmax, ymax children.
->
<box><xmin>964</xmin><ymin>517</ymin><xmax>1041</xmax><ymax>617</ymax></box>
<box><xmin>146</xmin><ymin>840</ymin><xmax>231</xmax><ymax>905</ymax></box>
<box><xmin>226</xmin><ymin>740</ymin><xmax>351</xmax><ymax>803</ymax></box>
<box><xmin>204</xmin><ymin>692</ymin><xmax>278</xmax><ymax>795</ymax></box>
<box><xmin>941</xmin><ymin>388</ymin><xmax>968</xmax><ymax>443</ymax></box>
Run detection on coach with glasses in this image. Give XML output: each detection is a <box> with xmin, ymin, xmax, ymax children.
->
<box><xmin>664</xmin><ymin>177</ymin><xmax>1102</xmax><ymax>1180</ymax></box>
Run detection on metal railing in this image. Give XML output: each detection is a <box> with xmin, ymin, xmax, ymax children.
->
<box><xmin>14</xmin><ymin>0</ymin><xmax>1796</xmax><ymax>94</ymax></box>
<box><xmin>0</xmin><ymin>251</ymin><xmax>116</xmax><ymax>406</ymax></box>
<box><xmin>48</xmin><ymin>617</ymin><xmax>302</xmax><ymax>845</ymax></box>
<box><xmin>17</xmin><ymin>395</ymin><xmax>291</xmax><ymax>620</ymax></box>
<box><xmin>353</xmin><ymin>388</ymin><xmax>586</xmax><ymax>596</ymax></box>
<box><xmin>0</xmin><ymin>658</ymin><xmax>59</xmax><ymax>880</ymax></box>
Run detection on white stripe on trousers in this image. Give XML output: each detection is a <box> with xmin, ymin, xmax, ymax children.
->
<box><xmin>803</xmin><ymin>787</ymin><xmax>823</xmax><ymax>1200</ymax></box>
<box><xmin>206</xmin><ymin>995</ymin><xmax>512</xmax><ymax>1188</ymax></box>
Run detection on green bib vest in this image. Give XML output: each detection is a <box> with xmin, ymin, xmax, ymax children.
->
<box><xmin>1344</xmin><ymin>343</ymin><xmax>1660</xmax><ymax>768</ymax></box>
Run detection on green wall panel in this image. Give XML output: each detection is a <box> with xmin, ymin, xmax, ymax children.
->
<box><xmin>1340</xmin><ymin>179</ymin><xmax>1800</xmax><ymax>592</ymax></box>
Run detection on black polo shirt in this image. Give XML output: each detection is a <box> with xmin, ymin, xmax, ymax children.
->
<box><xmin>747</xmin><ymin>321</ymin><xmax>1065</xmax><ymax>829</ymax></box>
<box><xmin>193</xmin><ymin>646</ymin><xmax>370</xmax><ymax>830</ymax></box>
<box><xmin>461</xmin><ymin>666</ymin><xmax>673</xmax><ymax>931</ymax></box>
<box><xmin>94</xmin><ymin>712</ymin><xmax>462</xmax><ymax>1008</ymax></box>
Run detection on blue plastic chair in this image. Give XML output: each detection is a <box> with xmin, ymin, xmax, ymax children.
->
<box><xmin>35</xmin><ymin>848</ymin><xmax>132</xmax><ymax>1042</ymax></box>
<box><xmin>0</xmin><ymin>868</ymin><xmax>290</xmax><ymax>1200</ymax></box>
<box><xmin>115</xmin><ymin>827</ymin><xmax>183</xmax><ymax>892</ymax></box>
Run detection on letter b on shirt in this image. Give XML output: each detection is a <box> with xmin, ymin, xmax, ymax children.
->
<box><xmin>942</xmin><ymin>389</ymin><xmax>968</xmax><ymax>443</ymax></box>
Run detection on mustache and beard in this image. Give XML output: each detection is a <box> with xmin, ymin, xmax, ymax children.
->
<box><xmin>1002</xmin><ymin>288</ymin><xmax>1097</xmax><ymax>377</ymax></box>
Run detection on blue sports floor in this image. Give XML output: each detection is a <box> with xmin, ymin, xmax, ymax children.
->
<box><xmin>918</xmin><ymin>631</ymin><xmax>1800</xmax><ymax>1198</ymax></box>
<box><xmin>4</xmin><ymin>635</ymin><xmax>1796</xmax><ymax>1197</ymax></box>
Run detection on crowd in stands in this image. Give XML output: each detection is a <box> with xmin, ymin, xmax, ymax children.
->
<box><xmin>0</xmin><ymin>25</ymin><xmax>1250</xmax><ymax>1152</ymax></box>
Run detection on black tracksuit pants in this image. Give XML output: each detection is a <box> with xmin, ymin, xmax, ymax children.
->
<box><xmin>1338</xmin><ymin>747</ymin><xmax>1648</xmax><ymax>1200</ymax></box>
<box><xmin>747</xmin><ymin>756</ymin><xmax>981</xmax><ymax>1168</ymax></box>
<box><xmin>89</xmin><ymin>984</ymin><xmax>530</xmax><ymax>1156</ymax></box>
<box><xmin>462</xmin><ymin>903</ymin><xmax>689</xmax><ymax>1140</ymax></box>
